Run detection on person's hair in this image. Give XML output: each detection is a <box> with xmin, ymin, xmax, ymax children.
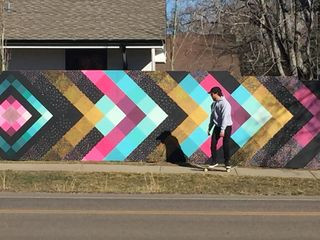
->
<box><xmin>210</xmin><ymin>87</ymin><xmax>223</xmax><ymax>97</ymax></box>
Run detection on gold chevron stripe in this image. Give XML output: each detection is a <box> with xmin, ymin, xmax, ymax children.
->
<box><xmin>232</xmin><ymin>76</ymin><xmax>293</xmax><ymax>166</ymax></box>
<box><xmin>42</xmin><ymin>71</ymin><xmax>103</xmax><ymax>160</ymax></box>
<box><xmin>154</xmin><ymin>72</ymin><xmax>208</xmax><ymax>144</ymax></box>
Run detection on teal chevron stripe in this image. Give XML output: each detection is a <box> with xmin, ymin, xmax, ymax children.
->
<box><xmin>179</xmin><ymin>74</ymin><xmax>199</xmax><ymax>94</ymax></box>
<box><xmin>180</xmin><ymin>138</ymin><xmax>200</xmax><ymax>157</ymax></box>
<box><xmin>231</xmin><ymin>127</ymin><xmax>252</xmax><ymax>147</ymax></box>
<box><xmin>242</xmin><ymin>96</ymin><xmax>262</xmax><ymax>116</ymax></box>
<box><xmin>116</xmin><ymin>74</ymin><xmax>146</xmax><ymax>103</ymax></box>
<box><xmin>104</xmin><ymin>70</ymin><xmax>127</xmax><ymax>83</ymax></box>
<box><xmin>231</xmin><ymin>85</ymin><xmax>251</xmax><ymax>105</ymax></box>
<box><xmin>137</xmin><ymin>96</ymin><xmax>157</xmax><ymax>114</ymax></box>
<box><xmin>0</xmin><ymin>80</ymin><xmax>10</xmax><ymax>94</ymax></box>
<box><xmin>104</xmin><ymin>71</ymin><xmax>167</xmax><ymax>161</ymax></box>
<box><xmin>95</xmin><ymin>95</ymin><xmax>125</xmax><ymax>136</ymax></box>
<box><xmin>180</xmin><ymin>74</ymin><xmax>208</xmax><ymax>105</ymax></box>
<box><xmin>190</xmin><ymin>85</ymin><xmax>209</xmax><ymax>106</ymax></box>
<box><xmin>178</xmin><ymin>74</ymin><xmax>211</xmax><ymax>157</ymax></box>
<box><xmin>105</xmin><ymin>122</ymin><xmax>148</xmax><ymax>161</ymax></box>
<box><xmin>252</xmin><ymin>106</ymin><xmax>272</xmax><ymax>125</ymax></box>
<box><xmin>0</xmin><ymin>136</ymin><xmax>10</xmax><ymax>152</ymax></box>
<box><xmin>105</xmin><ymin>148</ymin><xmax>125</xmax><ymax>161</ymax></box>
<box><xmin>231</xmin><ymin>85</ymin><xmax>271</xmax><ymax>147</ymax></box>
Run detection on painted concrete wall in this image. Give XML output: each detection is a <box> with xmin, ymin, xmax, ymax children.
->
<box><xmin>0</xmin><ymin>71</ymin><xmax>318</xmax><ymax>169</ymax></box>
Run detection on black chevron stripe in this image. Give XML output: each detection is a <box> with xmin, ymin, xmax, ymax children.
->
<box><xmin>285</xmin><ymin>134</ymin><xmax>320</xmax><ymax>168</ymax></box>
<box><xmin>209</xmin><ymin>71</ymin><xmax>240</xmax><ymax>93</ymax></box>
<box><xmin>251</xmin><ymin>76</ymin><xmax>313</xmax><ymax>167</ymax></box>
<box><xmin>125</xmin><ymin>71</ymin><xmax>188</xmax><ymax>161</ymax></box>
<box><xmin>18</xmin><ymin>71</ymin><xmax>83</xmax><ymax>160</ymax></box>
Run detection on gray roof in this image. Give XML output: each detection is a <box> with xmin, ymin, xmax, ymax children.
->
<box><xmin>4</xmin><ymin>0</ymin><xmax>166</xmax><ymax>41</ymax></box>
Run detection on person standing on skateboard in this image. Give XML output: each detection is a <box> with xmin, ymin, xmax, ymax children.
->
<box><xmin>207</xmin><ymin>87</ymin><xmax>233</xmax><ymax>172</ymax></box>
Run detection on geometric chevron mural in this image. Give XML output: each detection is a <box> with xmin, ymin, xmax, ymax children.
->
<box><xmin>0</xmin><ymin>71</ymin><xmax>319</xmax><ymax>169</ymax></box>
<box><xmin>0</xmin><ymin>74</ymin><xmax>53</xmax><ymax>157</ymax></box>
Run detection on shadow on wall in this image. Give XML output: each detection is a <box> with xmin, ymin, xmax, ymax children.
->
<box><xmin>156</xmin><ymin>131</ymin><xmax>188</xmax><ymax>166</ymax></box>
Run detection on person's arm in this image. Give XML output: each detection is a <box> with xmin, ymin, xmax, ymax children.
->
<box><xmin>220</xmin><ymin>102</ymin><xmax>232</xmax><ymax>136</ymax></box>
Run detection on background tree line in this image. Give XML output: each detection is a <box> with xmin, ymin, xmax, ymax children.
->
<box><xmin>168</xmin><ymin>0</ymin><xmax>319</xmax><ymax>80</ymax></box>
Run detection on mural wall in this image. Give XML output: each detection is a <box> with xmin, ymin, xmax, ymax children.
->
<box><xmin>0</xmin><ymin>71</ymin><xmax>319</xmax><ymax>169</ymax></box>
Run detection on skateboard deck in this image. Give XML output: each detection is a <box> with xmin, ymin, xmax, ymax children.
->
<box><xmin>190</xmin><ymin>163</ymin><xmax>232</xmax><ymax>172</ymax></box>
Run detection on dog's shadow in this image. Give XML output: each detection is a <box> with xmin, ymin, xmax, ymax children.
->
<box><xmin>156</xmin><ymin>131</ymin><xmax>189</xmax><ymax>166</ymax></box>
<box><xmin>156</xmin><ymin>131</ymin><xmax>227</xmax><ymax>171</ymax></box>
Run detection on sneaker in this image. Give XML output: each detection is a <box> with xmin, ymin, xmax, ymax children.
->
<box><xmin>225</xmin><ymin>165</ymin><xmax>231</xmax><ymax>172</ymax></box>
<box><xmin>208</xmin><ymin>163</ymin><xmax>218</xmax><ymax>169</ymax></box>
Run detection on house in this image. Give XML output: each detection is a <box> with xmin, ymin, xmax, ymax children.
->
<box><xmin>3</xmin><ymin>0</ymin><xmax>166</xmax><ymax>70</ymax></box>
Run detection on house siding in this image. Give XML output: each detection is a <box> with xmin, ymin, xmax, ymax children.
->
<box><xmin>8</xmin><ymin>48</ymin><xmax>153</xmax><ymax>70</ymax></box>
<box><xmin>8</xmin><ymin>49</ymin><xmax>66</xmax><ymax>70</ymax></box>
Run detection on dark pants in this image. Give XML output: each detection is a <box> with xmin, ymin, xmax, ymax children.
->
<box><xmin>210</xmin><ymin>126</ymin><xmax>232</xmax><ymax>166</ymax></box>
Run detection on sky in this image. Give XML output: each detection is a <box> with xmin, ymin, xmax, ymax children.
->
<box><xmin>166</xmin><ymin>0</ymin><xmax>174</xmax><ymax>15</ymax></box>
<box><xmin>166</xmin><ymin>0</ymin><xmax>197</xmax><ymax>19</ymax></box>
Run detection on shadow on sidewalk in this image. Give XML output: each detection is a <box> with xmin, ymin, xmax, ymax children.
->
<box><xmin>156</xmin><ymin>131</ymin><xmax>227</xmax><ymax>172</ymax></box>
<box><xmin>156</xmin><ymin>131</ymin><xmax>190</xmax><ymax>167</ymax></box>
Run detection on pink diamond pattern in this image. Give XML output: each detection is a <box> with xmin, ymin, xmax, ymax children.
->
<box><xmin>0</xmin><ymin>96</ymin><xmax>32</xmax><ymax>136</ymax></box>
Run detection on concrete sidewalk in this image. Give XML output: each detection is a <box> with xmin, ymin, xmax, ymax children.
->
<box><xmin>0</xmin><ymin>162</ymin><xmax>319</xmax><ymax>180</ymax></box>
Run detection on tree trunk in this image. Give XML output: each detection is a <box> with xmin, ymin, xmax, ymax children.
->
<box><xmin>259</xmin><ymin>0</ymin><xmax>286</xmax><ymax>76</ymax></box>
<box><xmin>170</xmin><ymin>0</ymin><xmax>179</xmax><ymax>71</ymax></box>
<box><xmin>304</xmin><ymin>0</ymin><xmax>315</xmax><ymax>80</ymax></box>
<box><xmin>294</xmin><ymin>1</ymin><xmax>309</xmax><ymax>79</ymax></box>
<box><xmin>279</xmin><ymin>0</ymin><xmax>298</xmax><ymax>76</ymax></box>
<box><xmin>0</xmin><ymin>0</ymin><xmax>7</xmax><ymax>71</ymax></box>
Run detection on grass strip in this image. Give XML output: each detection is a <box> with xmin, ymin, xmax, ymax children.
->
<box><xmin>0</xmin><ymin>170</ymin><xmax>319</xmax><ymax>196</ymax></box>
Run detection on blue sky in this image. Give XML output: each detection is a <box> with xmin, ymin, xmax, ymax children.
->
<box><xmin>166</xmin><ymin>0</ymin><xmax>174</xmax><ymax>13</ymax></box>
<box><xmin>166</xmin><ymin>0</ymin><xmax>196</xmax><ymax>18</ymax></box>
<box><xmin>166</xmin><ymin>0</ymin><xmax>176</xmax><ymax>18</ymax></box>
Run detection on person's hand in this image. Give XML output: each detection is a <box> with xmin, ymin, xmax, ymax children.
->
<box><xmin>207</xmin><ymin>130</ymin><xmax>211</xmax><ymax>136</ymax></box>
<box><xmin>220</xmin><ymin>131</ymin><xmax>225</xmax><ymax>137</ymax></box>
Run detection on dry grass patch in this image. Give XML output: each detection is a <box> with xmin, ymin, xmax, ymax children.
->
<box><xmin>0</xmin><ymin>170</ymin><xmax>319</xmax><ymax>196</ymax></box>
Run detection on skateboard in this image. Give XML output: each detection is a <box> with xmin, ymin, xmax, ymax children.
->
<box><xmin>190</xmin><ymin>163</ymin><xmax>232</xmax><ymax>172</ymax></box>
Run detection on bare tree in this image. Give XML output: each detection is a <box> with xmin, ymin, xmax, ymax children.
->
<box><xmin>0</xmin><ymin>0</ymin><xmax>9</xmax><ymax>71</ymax></box>
<box><xmin>170</xmin><ymin>0</ymin><xmax>179</xmax><ymax>70</ymax></box>
<box><xmin>167</xmin><ymin>0</ymin><xmax>192</xmax><ymax>70</ymax></box>
<box><xmin>173</xmin><ymin>0</ymin><xmax>319</xmax><ymax>80</ymax></box>
<box><xmin>166</xmin><ymin>0</ymin><xmax>238</xmax><ymax>72</ymax></box>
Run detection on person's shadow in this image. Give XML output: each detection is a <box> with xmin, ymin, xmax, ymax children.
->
<box><xmin>156</xmin><ymin>131</ymin><xmax>189</xmax><ymax>166</ymax></box>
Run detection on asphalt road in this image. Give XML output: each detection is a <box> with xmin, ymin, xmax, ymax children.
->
<box><xmin>0</xmin><ymin>193</ymin><xmax>320</xmax><ymax>240</ymax></box>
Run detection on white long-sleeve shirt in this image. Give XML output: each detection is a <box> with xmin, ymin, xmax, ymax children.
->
<box><xmin>208</xmin><ymin>96</ymin><xmax>233</xmax><ymax>133</ymax></box>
